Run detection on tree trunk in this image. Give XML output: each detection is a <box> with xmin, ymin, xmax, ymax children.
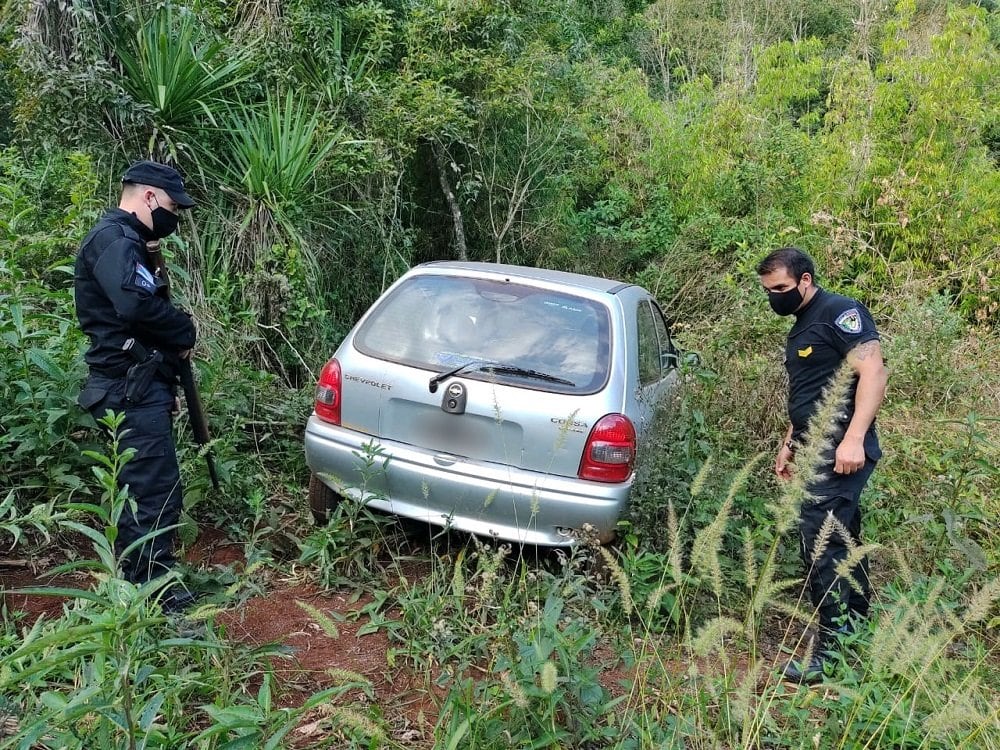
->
<box><xmin>433</xmin><ymin>142</ymin><xmax>468</xmax><ymax>261</ymax></box>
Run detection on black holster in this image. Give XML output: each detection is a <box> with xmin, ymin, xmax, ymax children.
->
<box><xmin>123</xmin><ymin>339</ymin><xmax>164</xmax><ymax>404</ymax></box>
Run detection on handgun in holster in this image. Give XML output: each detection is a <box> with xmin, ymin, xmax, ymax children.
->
<box><xmin>123</xmin><ymin>338</ymin><xmax>165</xmax><ymax>404</ymax></box>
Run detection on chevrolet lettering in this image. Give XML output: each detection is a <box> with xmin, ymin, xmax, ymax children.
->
<box><xmin>344</xmin><ymin>373</ymin><xmax>392</xmax><ymax>391</ymax></box>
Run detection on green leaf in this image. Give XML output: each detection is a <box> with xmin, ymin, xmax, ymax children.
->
<box><xmin>219</xmin><ymin>735</ymin><xmax>263</xmax><ymax>750</ymax></box>
<box><xmin>257</xmin><ymin>672</ymin><xmax>272</xmax><ymax>713</ymax></box>
<box><xmin>39</xmin><ymin>691</ymin><xmax>69</xmax><ymax>712</ymax></box>
<box><xmin>139</xmin><ymin>692</ymin><xmax>167</xmax><ymax>732</ymax></box>
<box><xmin>202</xmin><ymin>703</ymin><xmax>263</xmax><ymax>728</ymax></box>
<box><xmin>444</xmin><ymin>718</ymin><xmax>470</xmax><ymax>750</ymax></box>
<box><xmin>81</xmin><ymin>450</ymin><xmax>115</xmax><ymax>470</ymax></box>
<box><xmin>8</xmin><ymin>586</ymin><xmax>105</xmax><ymax>605</ymax></box>
<box><xmin>27</xmin><ymin>348</ymin><xmax>63</xmax><ymax>378</ymax></box>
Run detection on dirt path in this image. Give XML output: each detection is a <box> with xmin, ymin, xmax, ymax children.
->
<box><xmin>217</xmin><ymin>581</ymin><xmax>438</xmax><ymax>745</ymax></box>
<box><xmin>4</xmin><ymin>528</ymin><xmax>776</xmax><ymax>749</ymax></box>
<box><xmin>1</xmin><ymin>528</ymin><xmax>442</xmax><ymax>747</ymax></box>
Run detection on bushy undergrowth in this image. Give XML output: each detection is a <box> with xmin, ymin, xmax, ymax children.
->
<box><xmin>0</xmin><ymin>414</ymin><xmax>382</xmax><ymax>749</ymax></box>
<box><xmin>1</xmin><ymin>0</ymin><xmax>998</xmax><ymax>747</ymax></box>
<box><xmin>0</xmin><ymin>149</ymin><xmax>100</xmax><ymax>516</ymax></box>
<box><xmin>0</xmin><ymin>150</ymin><xmax>318</xmax><ymax>544</ymax></box>
<box><xmin>363</xmin><ymin>371</ymin><xmax>998</xmax><ymax>749</ymax></box>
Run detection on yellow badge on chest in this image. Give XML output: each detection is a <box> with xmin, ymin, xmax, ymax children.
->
<box><xmin>798</xmin><ymin>346</ymin><xmax>813</xmax><ymax>358</ymax></box>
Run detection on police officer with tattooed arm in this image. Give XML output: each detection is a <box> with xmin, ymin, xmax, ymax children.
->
<box><xmin>74</xmin><ymin>160</ymin><xmax>198</xmax><ymax>613</ymax></box>
<box><xmin>757</xmin><ymin>247</ymin><xmax>889</xmax><ymax>683</ymax></box>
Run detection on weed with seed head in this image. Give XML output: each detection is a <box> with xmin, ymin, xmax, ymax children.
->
<box><xmin>689</xmin><ymin>453</ymin><xmax>765</xmax><ymax>599</ymax></box>
<box><xmin>769</xmin><ymin>363</ymin><xmax>856</xmax><ymax>534</ymax></box>
<box><xmin>598</xmin><ymin>545</ymin><xmax>635</xmax><ymax>617</ymax></box>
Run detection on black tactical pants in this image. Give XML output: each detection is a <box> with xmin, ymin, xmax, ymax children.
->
<box><xmin>78</xmin><ymin>376</ymin><xmax>183</xmax><ymax>584</ymax></box>
<box><xmin>800</xmin><ymin>457</ymin><xmax>876</xmax><ymax>642</ymax></box>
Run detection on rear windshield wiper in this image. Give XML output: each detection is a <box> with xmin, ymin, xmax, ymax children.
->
<box><xmin>429</xmin><ymin>360</ymin><xmax>493</xmax><ymax>393</ymax></box>
<box><xmin>484</xmin><ymin>365</ymin><xmax>575</xmax><ymax>387</ymax></box>
<box><xmin>429</xmin><ymin>362</ymin><xmax>574</xmax><ymax>392</ymax></box>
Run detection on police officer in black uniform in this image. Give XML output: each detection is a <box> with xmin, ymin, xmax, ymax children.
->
<box><xmin>757</xmin><ymin>246</ymin><xmax>889</xmax><ymax>682</ymax></box>
<box><xmin>75</xmin><ymin>160</ymin><xmax>197</xmax><ymax>609</ymax></box>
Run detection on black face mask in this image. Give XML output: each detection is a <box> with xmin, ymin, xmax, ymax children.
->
<box><xmin>149</xmin><ymin>199</ymin><xmax>179</xmax><ymax>239</ymax></box>
<box><xmin>768</xmin><ymin>284</ymin><xmax>803</xmax><ymax>316</ymax></box>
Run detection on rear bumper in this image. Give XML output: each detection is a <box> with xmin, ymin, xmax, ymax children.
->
<box><xmin>304</xmin><ymin>415</ymin><xmax>630</xmax><ymax>546</ymax></box>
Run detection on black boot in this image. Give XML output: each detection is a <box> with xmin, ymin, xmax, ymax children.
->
<box><xmin>782</xmin><ymin>652</ymin><xmax>828</xmax><ymax>684</ymax></box>
<box><xmin>161</xmin><ymin>587</ymin><xmax>200</xmax><ymax>615</ymax></box>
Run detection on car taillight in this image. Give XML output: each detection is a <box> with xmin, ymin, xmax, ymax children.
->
<box><xmin>578</xmin><ymin>414</ymin><xmax>636</xmax><ymax>483</ymax></box>
<box><xmin>314</xmin><ymin>358</ymin><xmax>341</xmax><ymax>424</ymax></box>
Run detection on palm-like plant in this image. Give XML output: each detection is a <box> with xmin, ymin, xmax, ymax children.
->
<box><xmin>115</xmin><ymin>5</ymin><xmax>251</xmax><ymax>161</ymax></box>
<box><xmin>213</xmin><ymin>90</ymin><xmax>352</xmax><ymax>270</ymax></box>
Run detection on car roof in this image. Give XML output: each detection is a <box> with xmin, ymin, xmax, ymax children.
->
<box><xmin>415</xmin><ymin>261</ymin><xmax>633</xmax><ymax>295</ymax></box>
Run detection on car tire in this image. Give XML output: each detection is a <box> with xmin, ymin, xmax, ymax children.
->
<box><xmin>308</xmin><ymin>472</ymin><xmax>342</xmax><ymax>525</ymax></box>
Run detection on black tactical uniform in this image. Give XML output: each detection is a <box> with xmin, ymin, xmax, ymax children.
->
<box><xmin>75</xmin><ymin>164</ymin><xmax>196</xmax><ymax>585</ymax></box>
<box><xmin>785</xmin><ymin>287</ymin><xmax>881</xmax><ymax>636</ymax></box>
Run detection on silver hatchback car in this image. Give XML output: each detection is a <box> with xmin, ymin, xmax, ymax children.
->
<box><xmin>304</xmin><ymin>262</ymin><xmax>678</xmax><ymax>546</ymax></box>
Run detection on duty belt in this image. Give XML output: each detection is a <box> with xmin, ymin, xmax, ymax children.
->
<box><xmin>87</xmin><ymin>365</ymin><xmax>129</xmax><ymax>380</ymax></box>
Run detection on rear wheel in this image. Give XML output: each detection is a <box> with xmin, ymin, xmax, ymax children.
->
<box><xmin>308</xmin><ymin>473</ymin><xmax>343</xmax><ymax>525</ymax></box>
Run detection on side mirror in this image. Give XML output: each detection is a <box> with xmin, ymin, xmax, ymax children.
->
<box><xmin>682</xmin><ymin>350</ymin><xmax>702</xmax><ymax>368</ymax></box>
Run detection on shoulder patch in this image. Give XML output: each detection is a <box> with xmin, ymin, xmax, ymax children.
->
<box><xmin>133</xmin><ymin>262</ymin><xmax>156</xmax><ymax>292</ymax></box>
<box><xmin>834</xmin><ymin>308</ymin><xmax>863</xmax><ymax>334</ymax></box>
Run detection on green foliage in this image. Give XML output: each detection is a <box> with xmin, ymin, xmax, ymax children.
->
<box><xmin>753</xmin><ymin>38</ymin><xmax>828</xmax><ymax>128</ymax></box>
<box><xmin>435</xmin><ymin>593</ymin><xmax>617</xmax><ymax>748</ymax></box>
<box><xmin>214</xmin><ymin>91</ymin><xmax>348</xmax><ymax>251</ymax></box>
<box><xmin>883</xmin><ymin>292</ymin><xmax>968</xmax><ymax>407</ymax></box>
<box><xmin>3</xmin><ymin>413</ymin><xmax>204</xmax><ymax>747</ymax></box>
<box><xmin>0</xmin><ymin>295</ymin><xmax>89</xmax><ymax>500</ymax></box>
<box><xmin>0</xmin><ymin>0</ymin><xmax>998</xmax><ymax>745</ymax></box>
<box><xmin>0</xmin><ymin>412</ymin><xmax>351</xmax><ymax>750</ymax></box>
<box><xmin>636</xmin><ymin>0</ymin><xmax>858</xmax><ymax>97</ymax></box>
<box><xmin>282</xmin><ymin>2</ymin><xmax>395</xmax><ymax>108</ymax></box>
<box><xmin>628</xmin><ymin>371</ymin><xmax>716</xmax><ymax>548</ymax></box>
<box><xmin>812</xmin><ymin>4</ymin><xmax>1000</xmax><ymax>322</ymax></box>
<box><xmin>172</xmin><ymin>357</ymin><xmax>312</xmax><ymax>528</ymax></box>
<box><xmin>0</xmin><ymin>147</ymin><xmax>101</xmax><ymax>272</ymax></box>
<box><xmin>297</xmin><ymin>443</ymin><xmax>401</xmax><ymax>587</ymax></box>
<box><xmin>0</xmin><ymin>149</ymin><xmax>99</xmax><ymax>511</ymax></box>
<box><xmin>191</xmin><ymin>673</ymin><xmax>371</xmax><ymax>749</ymax></box>
<box><xmin>391</xmin><ymin>537</ymin><xmax>604</xmax><ymax>673</ymax></box>
<box><xmin>0</xmin><ymin>490</ymin><xmax>62</xmax><ymax>550</ymax></box>
<box><xmin>0</xmin><ymin>26</ymin><xmax>15</xmax><ymax>145</ymax></box>
<box><xmin>115</xmin><ymin>4</ymin><xmax>252</xmax><ymax>161</ymax></box>
<box><xmin>8</xmin><ymin>0</ymin><xmax>123</xmax><ymax>149</ymax></box>
<box><xmin>879</xmin><ymin>413</ymin><xmax>999</xmax><ymax>573</ymax></box>
<box><xmin>809</xmin><ymin>575</ymin><xmax>1000</xmax><ymax>748</ymax></box>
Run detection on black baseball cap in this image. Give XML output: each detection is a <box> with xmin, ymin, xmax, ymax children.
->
<box><xmin>121</xmin><ymin>160</ymin><xmax>196</xmax><ymax>208</ymax></box>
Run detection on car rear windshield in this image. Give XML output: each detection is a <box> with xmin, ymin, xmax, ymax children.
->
<box><xmin>354</xmin><ymin>274</ymin><xmax>612</xmax><ymax>394</ymax></box>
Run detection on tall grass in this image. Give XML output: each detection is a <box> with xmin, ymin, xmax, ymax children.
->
<box><xmin>0</xmin><ymin>412</ymin><xmax>386</xmax><ymax>749</ymax></box>
<box><xmin>363</xmin><ymin>363</ymin><xmax>1000</xmax><ymax>749</ymax></box>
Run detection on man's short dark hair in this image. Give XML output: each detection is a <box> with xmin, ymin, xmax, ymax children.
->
<box><xmin>756</xmin><ymin>246</ymin><xmax>816</xmax><ymax>280</ymax></box>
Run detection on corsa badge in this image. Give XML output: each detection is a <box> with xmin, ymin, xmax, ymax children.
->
<box><xmin>798</xmin><ymin>346</ymin><xmax>813</xmax><ymax>358</ymax></box>
<box><xmin>835</xmin><ymin>308</ymin><xmax>863</xmax><ymax>334</ymax></box>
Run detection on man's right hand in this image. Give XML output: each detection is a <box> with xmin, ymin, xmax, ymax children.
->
<box><xmin>775</xmin><ymin>443</ymin><xmax>794</xmax><ymax>481</ymax></box>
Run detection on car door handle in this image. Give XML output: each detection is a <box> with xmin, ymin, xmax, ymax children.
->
<box><xmin>433</xmin><ymin>453</ymin><xmax>459</xmax><ymax>466</ymax></box>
